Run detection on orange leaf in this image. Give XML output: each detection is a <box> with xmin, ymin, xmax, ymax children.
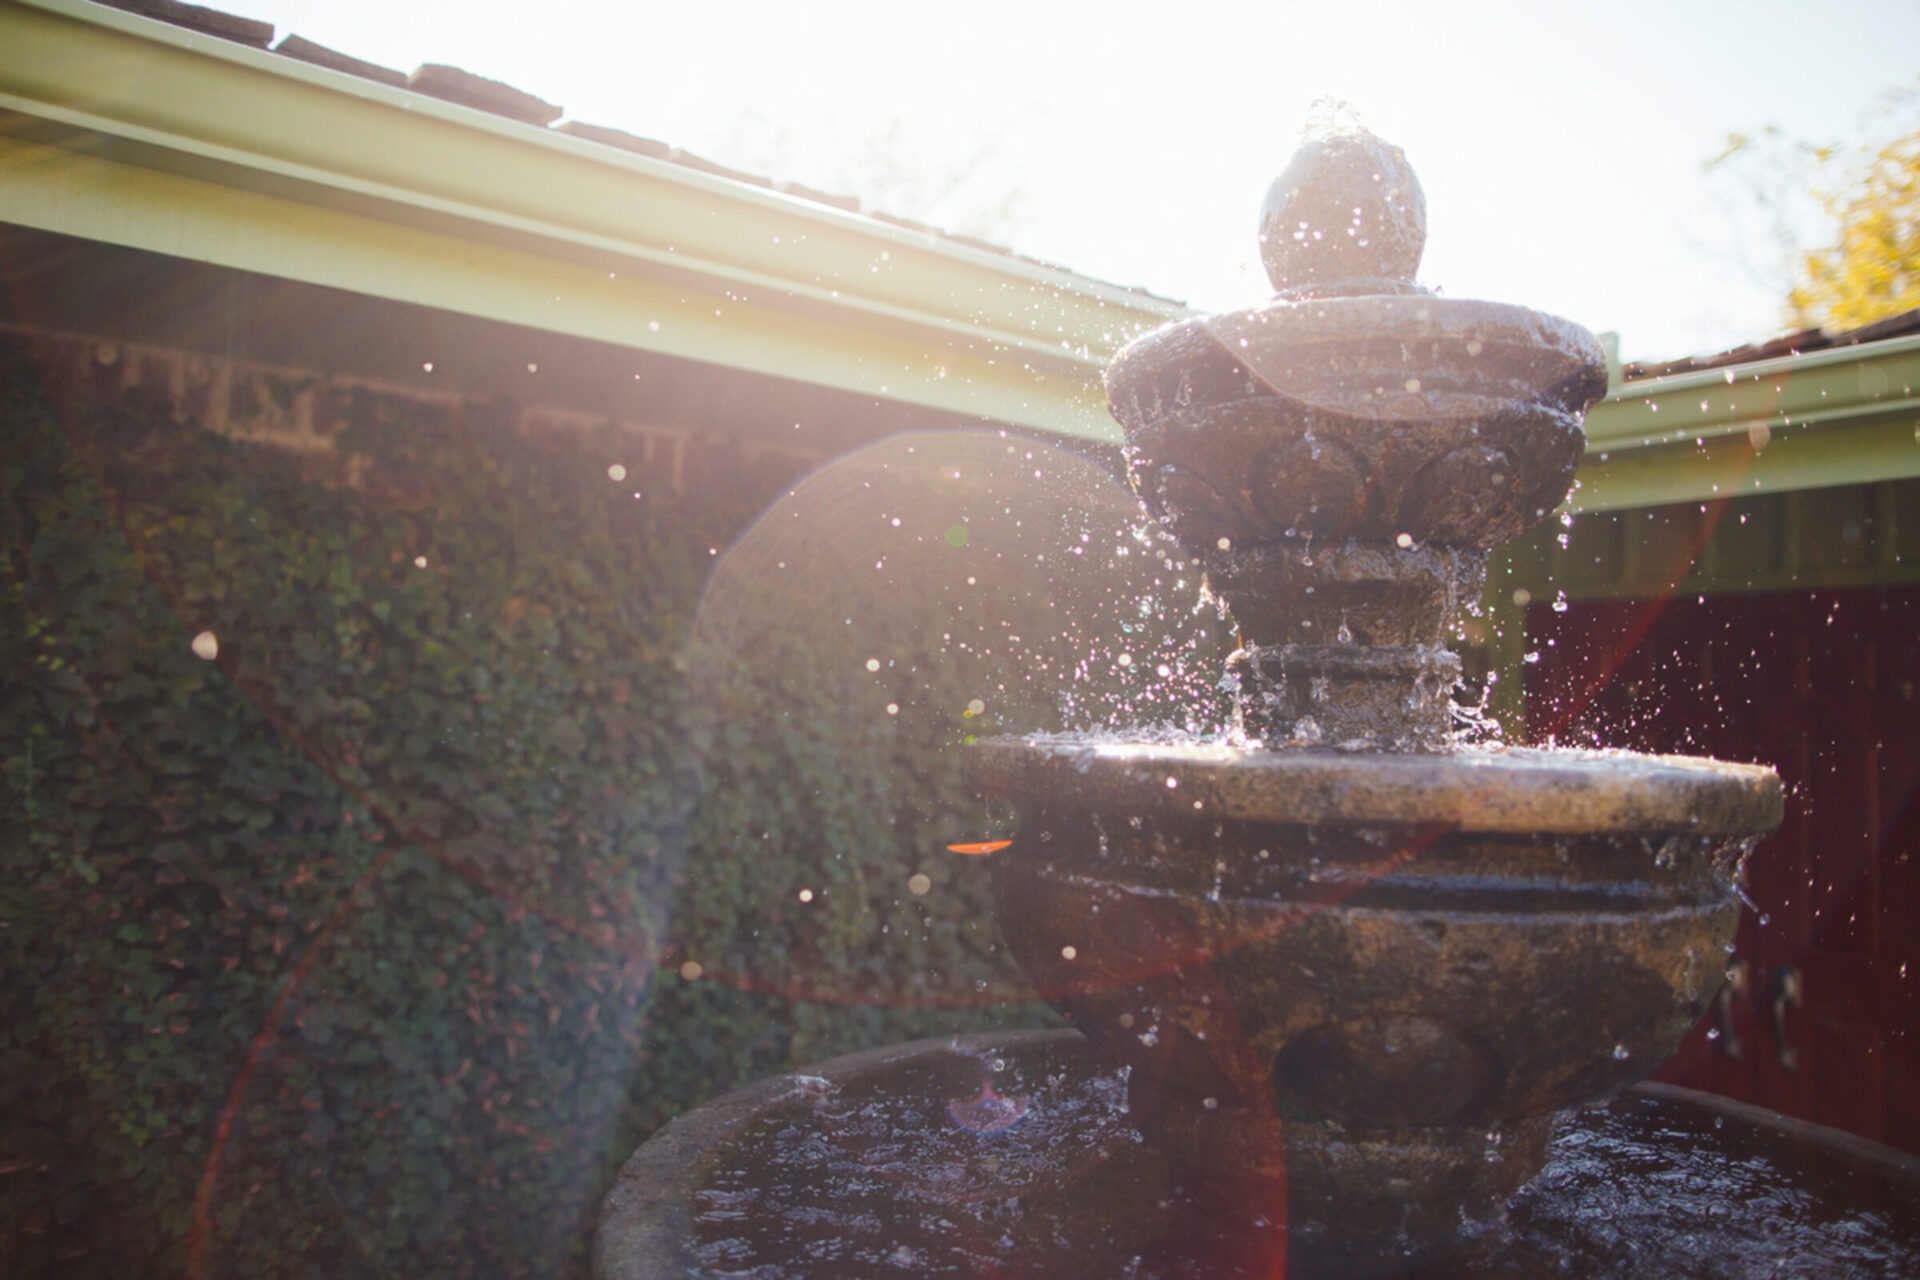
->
<box><xmin>945</xmin><ymin>840</ymin><xmax>1013</xmax><ymax>856</ymax></box>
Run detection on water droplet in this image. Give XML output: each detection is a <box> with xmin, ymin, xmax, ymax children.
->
<box><xmin>948</xmin><ymin>1080</ymin><xmax>1028</xmax><ymax>1133</ymax></box>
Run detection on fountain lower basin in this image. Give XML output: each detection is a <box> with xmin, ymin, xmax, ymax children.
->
<box><xmin>964</xmin><ymin>736</ymin><xmax>1781</xmax><ymax>1271</ymax></box>
<box><xmin>593</xmin><ymin>1029</ymin><xmax>1920</xmax><ymax>1279</ymax></box>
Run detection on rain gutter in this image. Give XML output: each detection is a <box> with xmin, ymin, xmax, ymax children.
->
<box><xmin>1571</xmin><ymin>334</ymin><xmax>1920</xmax><ymax>513</ymax></box>
<box><xmin>0</xmin><ymin>0</ymin><xmax>1187</xmax><ymax>441</ymax></box>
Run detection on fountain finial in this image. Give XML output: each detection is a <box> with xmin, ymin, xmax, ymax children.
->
<box><xmin>1259</xmin><ymin>109</ymin><xmax>1427</xmax><ymax>295</ymax></box>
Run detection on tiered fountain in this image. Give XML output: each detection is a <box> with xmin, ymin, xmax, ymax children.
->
<box><xmin>595</xmin><ymin>125</ymin><xmax>1920</xmax><ymax>1278</ymax></box>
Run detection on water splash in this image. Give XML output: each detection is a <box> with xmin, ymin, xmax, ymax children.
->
<box><xmin>947</xmin><ymin>1079</ymin><xmax>1031</xmax><ymax>1134</ymax></box>
<box><xmin>1302</xmin><ymin>96</ymin><xmax>1368</xmax><ymax>142</ymax></box>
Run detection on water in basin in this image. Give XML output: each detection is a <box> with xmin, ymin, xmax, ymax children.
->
<box><xmin>656</xmin><ymin>1033</ymin><xmax>1920</xmax><ymax>1279</ymax></box>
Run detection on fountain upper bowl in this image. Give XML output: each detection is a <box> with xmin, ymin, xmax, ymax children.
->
<box><xmin>969</xmin><ymin>736</ymin><xmax>1783</xmax><ymax>836</ymax></box>
<box><xmin>1107</xmin><ymin>295</ymin><xmax>1608</xmax><ymax>431</ymax></box>
<box><xmin>1105</xmin><ymin>295</ymin><xmax>1609</xmax><ymax>551</ymax></box>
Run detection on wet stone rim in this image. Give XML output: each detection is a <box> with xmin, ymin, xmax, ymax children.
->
<box><xmin>969</xmin><ymin>737</ymin><xmax>1784</xmax><ymax>836</ymax></box>
<box><xmin>593</xmin><ymin>1030</ymin><xmax>1086</xmax><ymax>1279</ymax></box>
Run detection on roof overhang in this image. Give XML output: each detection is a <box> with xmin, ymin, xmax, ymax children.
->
<box><xmin>0</xmin><ymin>0</ymin><xmax>1188</xmax><ymax>442</ymax></box>
<box><xmin>1572</xmin><ymin>333</ymin><xmax>1920</xmax><ymax>513</ymax></box>
<box><xmin>8</xmin><ymin>0</ymin><xmax>1914</xmax><ymax>492</ymax></box>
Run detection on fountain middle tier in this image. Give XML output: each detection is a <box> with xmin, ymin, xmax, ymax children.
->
<box><xmin>970</xmin><ymin>735</ymin><xmax>1780</xmax><ymax>1272</ymax></box>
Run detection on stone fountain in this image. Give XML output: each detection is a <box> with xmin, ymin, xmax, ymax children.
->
<box><xmin>594</xmin><ymin>125</ymin><xmax>1920</xmax><ymax>1278</ymax></box>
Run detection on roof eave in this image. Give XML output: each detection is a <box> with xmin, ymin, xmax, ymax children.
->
<box><xmin>0</xmin><ymin>0</ymin><xmax>1190</xmax><ymax>440</ymax></box>
<box><xmin>1571</xmin><ymin>333</ymin><xmax>1920</xmax><ymax>513</ymax></box>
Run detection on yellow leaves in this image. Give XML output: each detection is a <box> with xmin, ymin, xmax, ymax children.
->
<box><xmin>1793</xmin><ymin>128</ymin><xmax>1920</xmax><ymax>332</ymax></box>
<box><xmin>1704</xmin><ymin>130</ymin><xmax>1756</xmax><ymax>169</ymax></box>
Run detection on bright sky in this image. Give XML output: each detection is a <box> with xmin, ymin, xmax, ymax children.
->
<box><xmin>239</xmin><ymin>0</ymin><xmax>1920</xmax><ymax>362</ymax></box>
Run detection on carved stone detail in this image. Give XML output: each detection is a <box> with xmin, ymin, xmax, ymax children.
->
<box><xmin>1104</xmin><ymin>140</ymin><xmax>1605</xmax><ymax>748</ymax></box>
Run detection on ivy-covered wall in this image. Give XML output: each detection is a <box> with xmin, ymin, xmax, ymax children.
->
<box><xmin>0</xmin><ymin>332</ymin><xmax>1061</xmax><ymax>1278</ymax></box>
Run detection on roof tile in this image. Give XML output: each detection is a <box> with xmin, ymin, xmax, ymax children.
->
<box><xmin>407</xmin><ymin>63</ymin><xmax>563</xmax><ymax>126</ymax></box>
<box><xmin>1623</xmin><ymin>309</ymin><xmax>1920</xmax><ymax>380</ymax></box>
<box><xmin>657</xmin><ymin>148</ymin><xmax>774</xmax><ymax>190</ymax></box>
<box><xmin>81</xmin><ymin>0</ymin><xmax>1177</xmax><ymax>303</ymax></box>
<box><xmin>97</xmin><ymin>0</ymin><xmax>273</xmax><ymax>47</ymax></box>
<box><xmin>552</xmin><ymin>120</ymin><xmax>673</xmax><ymax>160</ymax></box>
<box><xmin>273</xmin><ymin>34</ymin><xmax>406</xmax><ymax>87</ymax></box>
